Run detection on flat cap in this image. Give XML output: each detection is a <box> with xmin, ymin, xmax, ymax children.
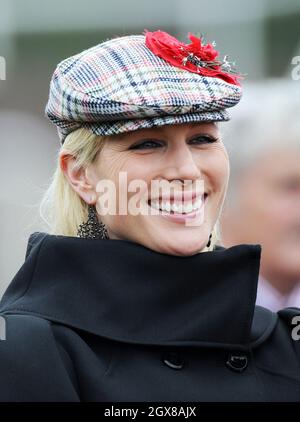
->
<box><xmin>45</xmin><ymin>31</ymin><xmax>242</xmax><ymax>144</ymax></box>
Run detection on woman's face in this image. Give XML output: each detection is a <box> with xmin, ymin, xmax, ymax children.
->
<box><xmin>85</xmin><ymin>122</ymin><xmax>229</xmax><ymax>256</ymax></box>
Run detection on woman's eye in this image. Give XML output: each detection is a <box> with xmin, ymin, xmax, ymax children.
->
<box><xmin>189</xmin><ymin>135</ymin><xmax>218</xmax><ymax>144</ymax></box>
<box><xmin>129</xmin><ymin>134</ymin><xmax>218</xmax><ymax>150</ymax></box>
<box><xmin>130</xmin><ymin>140</ymin><xmax>162</xmax><ymax>150</ymax></box>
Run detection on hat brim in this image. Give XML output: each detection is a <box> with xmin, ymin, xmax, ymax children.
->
<box><xmin>74</xmin><ymin>110</ymin><xmax>230</xmax><ymax>141</ymax></box>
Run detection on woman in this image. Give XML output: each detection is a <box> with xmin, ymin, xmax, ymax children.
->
<box><xmin>0</xmin><ymin>30</ymin><xmax>299</xmax><ymax>402</ymax></box>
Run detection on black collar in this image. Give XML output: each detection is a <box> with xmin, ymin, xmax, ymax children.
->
<box><xmin>0</xmin><ymin>232</ymin><xmax>266</xmax><ymax>349</ymax></box>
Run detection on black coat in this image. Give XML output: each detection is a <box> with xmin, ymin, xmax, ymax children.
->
<box><xmin>0</xmin><ymin>232</ymin><xmax>300</xmax><ymax>402</ymax></box>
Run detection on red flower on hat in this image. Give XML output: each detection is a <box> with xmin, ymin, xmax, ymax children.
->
<box><xmin>144</xmin><ymin>30</ymin><xmax>241</xmax><ymax>86</ymax></box>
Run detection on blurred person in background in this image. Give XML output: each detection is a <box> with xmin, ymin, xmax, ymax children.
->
<box><xmin>220</xmin><ymin>80</ymin><xmax>300</xmax><ymax>312</ymax></box>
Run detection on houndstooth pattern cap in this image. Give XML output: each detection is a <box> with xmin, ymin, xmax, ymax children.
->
<box><xmin>45</xmin><ymin>33</ymin><xmax>242</xmax><ymax>144</ymax></box>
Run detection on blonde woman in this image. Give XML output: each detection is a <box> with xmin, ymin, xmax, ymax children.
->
<box><xmin>0</xmin><ymin>30</ymin><xmax>299</xmax><ymax>402</ymax></box>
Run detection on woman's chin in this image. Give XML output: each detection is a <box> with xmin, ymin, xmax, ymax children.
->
<box><xmin>152</xmin><ymin>235</ymin><xmax>208</xmax><ymax>257</ymax></box>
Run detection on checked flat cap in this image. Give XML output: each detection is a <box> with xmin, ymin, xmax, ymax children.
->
<box><xmin>45</xmin><ymin>31</ymin><xmax>243</xmax><ymax>144</ymax></box>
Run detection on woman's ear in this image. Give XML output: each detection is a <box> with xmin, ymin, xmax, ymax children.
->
<box><xmin>59</xmin><ymin>151</ymin><xmax>97</xmax><ymax>204</ymax></box>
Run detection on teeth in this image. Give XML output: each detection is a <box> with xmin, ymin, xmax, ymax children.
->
<box><xmin>193</xmin><ymin>198</ymin><xmax>202</xmax><ymax>210</ymax></box>
<box><xmin>163</xmin><ymin>201</ymin><xmax>170</xmax><ymax>212</ymax></box>
<box><xmin>149</xmin><ymin>197</ymin><xmax>204</xmax><ymax>214</ymax></box>
<box><xmin>184</xmin><ymin>203</ymin><xmax>193</xmax><ymax>213</ymax></box>
<box><xmin>171</xmin><ymin>203</ymin><xmax>180</xmax><ymax>213</ymax></box>
<box><xmin>151</xmin><ymin>199</ymin><xmax>160</xmax><ymax>210</ymax></box>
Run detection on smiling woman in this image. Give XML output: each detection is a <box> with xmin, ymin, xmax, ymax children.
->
<box><xmin>41</xmin><ymin>121</ymin><xmax>226</xmax><ymax>256</ymax></box>
<box><xmin>0</xmin><ymin>30</ymin><xmax>300</xmax><ymax>402</ymax></box>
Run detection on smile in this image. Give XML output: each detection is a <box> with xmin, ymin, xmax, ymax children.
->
<box><xmin>147</xmin><ymin>193</ymin><xmax>208</xmax><ymax>216</ymax></box>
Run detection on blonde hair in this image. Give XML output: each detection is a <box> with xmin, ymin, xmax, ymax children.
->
<box><xmin>40</xmin><ymin>127</ymin><xmax>107</xmax><ymax>236</ymax></box>
<box><xmin>39</xmin><ymin>126</ymin><xmax>221</xmax><ymax>251</ymax></box>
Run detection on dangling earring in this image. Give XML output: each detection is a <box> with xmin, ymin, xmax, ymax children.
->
<box><xmin>206</xmin><ymin>233</ymin><xmax>212</xmax><ymax>247</ymax></box>
<box><xmin>77</xmin><ymin>204</ymin><xmax>109</xmax><ymax>239</ymax></box>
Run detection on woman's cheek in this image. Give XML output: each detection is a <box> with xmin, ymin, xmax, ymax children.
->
<box><xmin>204</xmin><ymin>150</ymin><xmax>229</xmax><ymax>194</ymax></box>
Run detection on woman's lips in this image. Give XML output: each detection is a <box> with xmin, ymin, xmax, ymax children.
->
<box><xmin>147</xmin><ymin>193</ymin><xmax>208</xmax><ymax>224</ymax></box>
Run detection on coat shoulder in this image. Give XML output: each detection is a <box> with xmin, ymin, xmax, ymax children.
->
<box><xmin>0</xmin><ymin>313</ymin><xmax>79</xmax><ymax>401</ymax></box>
<box><xmin>251</xmin><ymin>306</ymin><xmax>300</xmax><ymax>381</ymax></box>
<box><xmin>251</xmin><ymin>305</ymin><xmax>300</xmax><ymax>349</ymax></box>
<box><xmin>250</xmin><ymin>305</ymin><xmax>278</xmax><ymax>346</ymax></box>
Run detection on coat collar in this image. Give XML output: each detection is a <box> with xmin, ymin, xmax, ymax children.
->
<box><xmin>0</xmin><ymin>232</ymin><xmax>274</xmax><ymax>350</ymax></box>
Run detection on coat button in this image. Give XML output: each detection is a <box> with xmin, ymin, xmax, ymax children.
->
<box><xmin>162</xmin><ymin>352</ymin><xmax>184</xmax><ymax>370</ymax></box>
<box><xmin>226</xmin><ymin>352</ymin><xmax>248</xmax><ymax>373</ymax></box>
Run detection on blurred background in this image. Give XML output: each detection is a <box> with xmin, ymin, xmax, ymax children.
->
<box><xmin>1</xmin><ymin>0</ymin><xmax>300</xmax><ymax>304</ymax></box>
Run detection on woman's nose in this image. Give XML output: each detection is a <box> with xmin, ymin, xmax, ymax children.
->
<box><xmin>162</xmin><ymin>146</ymin><xmax>202</xmax><ymax>181</ymax></box>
